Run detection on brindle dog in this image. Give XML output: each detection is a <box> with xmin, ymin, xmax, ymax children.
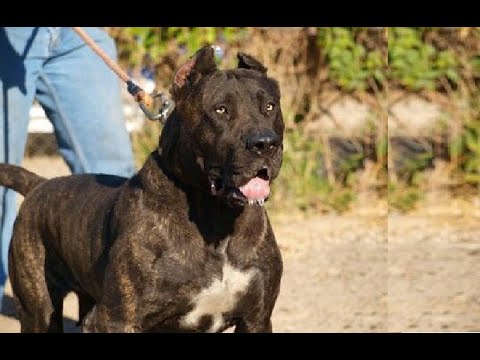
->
<box><xmin>0</xmin><ymin>45</ymin><xmax>284</xmax><ymax>332</ymax></box>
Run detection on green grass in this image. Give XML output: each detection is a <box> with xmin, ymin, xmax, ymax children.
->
<box><xmin>268</xmin><ymin>129</ymin><xmax>356</xmax><ymax>213</ymax></box>
<box><xmin>388</xmin><ymin>181</ymin><xmax>422</xmax><ymax>213</ymax></box>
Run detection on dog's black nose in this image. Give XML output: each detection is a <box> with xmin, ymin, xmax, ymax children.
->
<box><xmin>246</xmin><ymin>129</ymin><xmax>280</xmax><ymax>155</ymax></box>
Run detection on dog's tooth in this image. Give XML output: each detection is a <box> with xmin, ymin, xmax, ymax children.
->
<box><xmin>248</xmin><ymin>200</ymin><xmax>254</xmax><ymax>205</ymax></box>
<box><xmin>210</xmin><ymin>180</ymin><xmax>216</xmax><ymax>195</ymax></box>
<box><xmin>256</xmin><ymin>199</ymin><xmax>264</xmax><ymax>207</ymax></box>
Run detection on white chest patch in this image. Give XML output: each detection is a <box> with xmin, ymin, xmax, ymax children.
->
<box><xmin>180</xmin><ymin>262</ymin><xmax>255</xmax><ymax>332</ymax></box>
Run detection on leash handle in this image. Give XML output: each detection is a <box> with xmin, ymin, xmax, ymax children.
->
<box><xmin>72</xmin><ymin>27</ymin><xmax>153</xmax><ymax>107</ymax></box>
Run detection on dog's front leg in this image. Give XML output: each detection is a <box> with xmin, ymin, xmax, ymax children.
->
<box><xmin>81</xmin><ymin>256</ymin><xmax>144</xmax><ymax>333</ymax></box>
<box><xmin>235</xmin><ymin>317</ymin><xmax>272</xmax><ymax>333</ymax></box>
<box><xmin>82</xmin><ymin>305</ymin><xmax>141</xmax><ymax>333</ymax></box>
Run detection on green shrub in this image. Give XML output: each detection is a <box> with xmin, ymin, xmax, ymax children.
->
<box><xmin>388</xmin><ymin>27</ymin><xmax>460</xmax><ymax>91</ymax></box>
<box><xmin>388</xmin><ymin>182</ymin><xmax>422</xmax><ymax>212</ymax></box>
<box><xmin>317</xmin><ymin>27</ymin><xmax>386</xmax><ymax>91</ymax></box>
<box><xmin>459</xmin><ymin>119</ymin><xmax>480</xmax><ymax>184</ymax></box>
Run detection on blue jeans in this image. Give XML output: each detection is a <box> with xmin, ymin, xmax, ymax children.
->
<box><xmin>0</xmin><ymin>27</ymin><xmax>136</xmax><ymax>307</ymax></box>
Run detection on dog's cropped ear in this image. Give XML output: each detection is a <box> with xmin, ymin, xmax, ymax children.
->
<box><xmin>237</xmin><ymin>52</ymin><xmax>267</xmax><ymax>74</ymax></box>
<box><xmin>172</xmin><ymin>46</ymin><xmax>217</xmax><ymax>99</ymax></box>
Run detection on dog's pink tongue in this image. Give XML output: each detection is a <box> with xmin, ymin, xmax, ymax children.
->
<box><xmin>239</xmin><ymin>177</ymin><xmax>270</xmax><ymax>201</ymax></box>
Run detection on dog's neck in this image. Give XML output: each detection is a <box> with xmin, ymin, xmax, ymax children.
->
<box><xmin>158</xmin><ymin>111</ymin><xmax>209</xmax><ymax>190</ymax></box>
<box><xmin>137</xmin><ymin>151</ymin><xmax>247</xmax><ymax>247</ymax></box>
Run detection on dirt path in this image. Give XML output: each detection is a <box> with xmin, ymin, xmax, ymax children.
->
<box><xmin>272</xmin><ymin>214</ymin><xmax>387</xmax><ymax>332</ymax></box>
<box><xmin>2</xmin><ymin>156</ymin><xmax>480</xmax><ymax>332</ymax></box>
<box><xmin>388</xmin><ymin>215</ymin><xmax>480</xmax><ymax>331</ymax></box>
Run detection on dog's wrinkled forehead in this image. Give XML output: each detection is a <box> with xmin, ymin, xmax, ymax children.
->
<box><xmin>202</xmin><ymin>69</ymin><xmax>280</xmax><ymax>106</ymax></box>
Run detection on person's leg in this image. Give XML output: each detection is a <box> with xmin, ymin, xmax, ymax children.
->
<box><xmin>0</xmin><ymin>27</ymin><xmax>47</xmax><ymax>307</ymax></box>
<box><xmin>35</xmin><ymin>27</ymin><xmax>135</xmax><ymax>178</ymax></box>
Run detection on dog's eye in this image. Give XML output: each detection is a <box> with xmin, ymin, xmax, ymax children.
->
<box><xmin>266</xmin><ymin>103</ymin><xmax>274</xmax><ymax>111</ymax></box>
<box><xmin>215</xmin><ymin>106</ymin><xmax>227</xmax><ymax>114</ymax></box>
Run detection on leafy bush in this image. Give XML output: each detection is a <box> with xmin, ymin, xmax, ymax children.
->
<box><xmin>112</xmin><ymin>27</ymin><xmax>247</xmax><ymax>64</ymax></box>
<box><xmin>388</xmin><ymin>182</ymin><xmax>422</xmax><ymax>213</ymax></box>
<box><xmin>388</xmin><ymin>27</ymin><xmax>460</xmax><ymax>91</ymax></box>
<box><xmin>317</xmin><ymin>27</ymin><xmax>386</xmax><ymax>91</ymax></box>
<box><xmin>458</xmin><ymin>119</ymin><xmax>480</xmax><ymax>184</ymax></box>
<box><xmin>387</xmin><ymin>28</ymin><xmax>480</xmax><ymax>211</ymax></box>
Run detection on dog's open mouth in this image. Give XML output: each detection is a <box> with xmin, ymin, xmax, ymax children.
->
<box><xmin>210</xmin><ymin>168</ymin><xmax>271</xmax><ymax>206</ymax></box>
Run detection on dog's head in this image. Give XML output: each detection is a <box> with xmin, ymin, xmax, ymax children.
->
<box><xmin>160</xmin><ymin>46</ymin><xmax>284</xmax><ymax>207</ymax></box>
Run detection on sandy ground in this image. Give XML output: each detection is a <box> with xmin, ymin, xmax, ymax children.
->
<box><xmin>388</xmin><ymin>215</ymin><xmax>480</xmax><ymax>332</ymax></box>
<box><xmin>2</xmin><ymin>156</ymin><xmax>480</xmax><ymax>332</ymax></box>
